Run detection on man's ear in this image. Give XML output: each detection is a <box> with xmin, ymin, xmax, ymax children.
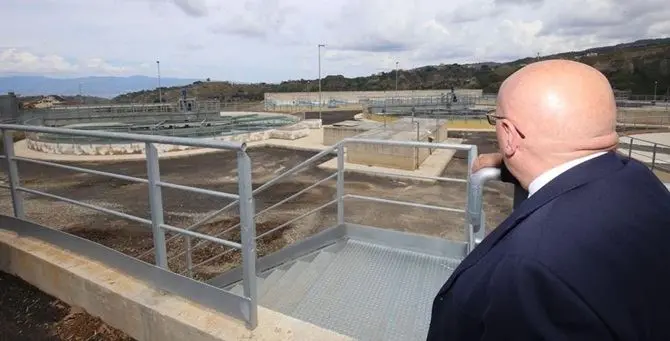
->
<box><xmin>500</xmin><ymin>120</ymin><xmax>518</xmax><ymax>157</ymax></box>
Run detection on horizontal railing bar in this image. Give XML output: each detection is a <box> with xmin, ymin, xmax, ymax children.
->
<box><xmin>344</xmin><ymin>168</ymin><xmax>467</xmax><ymax>184</ymax></box>
<box><xmin>345</xmin><ymin>194</ymin><xmax>465</xmax><ymax>213</ymax></box>
<box><xmin>252</xmin><ymin>145</ymin><xmax>339</xmax><ymax>194</ymax></box>
<box><xmin>173</xmin><ymin>172</ymin><xmax>339</xmax><ymax>261</ymax></box>
<box><xmin>177</xmin><ymin>144</ymin><xmax>339</xmax><ymax>233</ymax></box>
<box><xmin>256</xmin><ymin>172</ymin><xmax>337</xmax><ymax>218</ymax></box>
<box><xmin>14</xmin><ymin>157</ymin><xmax>149</xmax><ymax>184</ymax></box>
<box><xmin>139</xmin><ymin>200</ymin><xmax>241</xmax><ymax>261</ymax></box>
<box><xmin>341</xmin><ymin>138</ymin><xmax>474</xmax><ymax>151</ymax></box>
<box><xmin>17</xmin><ymin>186</ymin><xmax>152</xmax><ymax>225</ymax></box>
<box><xmin>256</xmin><ymin>199</ymin><xmax>337</xmax><ymax>240</ymax></box>
<box><xmin>157</xmin><ymin>181</ymin><xmax>239</xmax><ymax>200</ymax></box>
<box><xmin>0</xmin><ymin>123</ymin><xmax>246</xmax><ymax>151</ymax></box>
<box><xmin>626</xmin><ymin>137</ymin><xmax>670</xmax><ymax>148</ymax></box>
<box><xmin>0</xmin><ymin>183</ymin><xmax>9</xmax><ymax>189</ymax></box>
<box><xmin>159</xmin><ymin>224</ymin><xmax>242</xmax><ymax>249</ymax></box>
<box><xmin>187</xmin><ymin>248</ymin><xmax>237</xmax><ymax>274</ymax></box>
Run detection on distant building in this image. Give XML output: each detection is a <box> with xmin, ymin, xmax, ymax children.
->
<box><xmin>30</xmin><ymin>95</ymin><xmax>65</xmax><ymax>109</ymax></box>
<box><xmin>0</xmin><ymin>92</ymin><xmax>20</xmax><ymax>122</ymax></box>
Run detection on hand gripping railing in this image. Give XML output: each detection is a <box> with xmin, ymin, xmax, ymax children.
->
<box><xmin>466</xmin><ymin>167</ymin><xmax>501</xmax><ymax>253</ymax></box>
<box><xmin>466</xmin><ymin>166</ymin><xmax>527</xmax><ymax>253</ymax></box>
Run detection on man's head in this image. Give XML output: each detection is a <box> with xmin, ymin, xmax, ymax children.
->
<box><xmin>493</xmin><ymin>59</ymin><xmax>619</xmax><ymax>189</ymax></box>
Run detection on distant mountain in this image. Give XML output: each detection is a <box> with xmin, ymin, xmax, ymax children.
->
<box><xmin>0</xmin><ymin>76</ymin><xmax>199</xmax><ymax>98</ymax></box>
<box><xmin>112</xmin><ymin>37</ymin><xmax>670</xmax><ymax>103</ymax></box>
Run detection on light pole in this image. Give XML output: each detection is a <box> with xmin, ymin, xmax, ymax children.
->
<box><xmin>318</xmin><ymin>44</ymin><xmax>325</xmax><ymax>121</ymax></box>
<box><xmin>395</xmin><ymin>61</ymin><xmax>399</xmax><ymax>92</ymax></box>
<box><xmin>78</xmin><ymin>82</ymin><xmax>83</xmax><ymax>105</ymax></box>
<box><xmin>156</xmin><ymin>60</ymin><xmax>162</xmax><ymax>104</ymax></box>
<box><xmin>653</xmin><ymin>80</ymin><xmax>658</xmax><ymax>104</ymax></box>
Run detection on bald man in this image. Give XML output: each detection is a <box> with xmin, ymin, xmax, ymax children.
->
<box><xmin>427</xmin><ymin>60</ymin><xmax>670</xmax><ymax>340</ymax></box>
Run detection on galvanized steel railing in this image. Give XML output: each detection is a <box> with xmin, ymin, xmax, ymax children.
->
<box><xmin>621</xmin><ymin>136</ymin><xmax>670</xmax><ymax>174</ymax></box>
<box><xmin>0</xmin><ymin>123</ymin><xmax>259</xmax><ymax>328</ymax></box>
<box><xmin>0</xmin><ymin>122</ymin><xmax>501</xmax><ymax>330</ymax></box>
<box><xmin>157</xmin><ymin>137</ymin><xmax>484</xmax><ymax>279</ymax></box>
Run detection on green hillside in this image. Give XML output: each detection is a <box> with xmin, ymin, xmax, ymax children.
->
<box><xmin>112</xmin><ymin>37</ymin><xmax>670</xmax><ymax>104</ymax></box>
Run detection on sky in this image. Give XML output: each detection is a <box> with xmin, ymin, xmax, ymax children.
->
<box><xmin>1</xmin><ymin>0</ymin><xmax>668</xmax><ymax>83</ymax></box>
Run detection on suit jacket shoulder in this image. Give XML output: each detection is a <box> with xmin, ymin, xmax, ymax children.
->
<box><xmin>428</xmin><ymin>152</ymin><xmax>670</xmax><ymax>340</ymax></box>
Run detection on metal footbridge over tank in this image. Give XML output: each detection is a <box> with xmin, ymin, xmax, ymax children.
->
<box><xmin>0</xmin><ymin>122</ymin><xmax>647</xmax><ymax>340</ymax></box>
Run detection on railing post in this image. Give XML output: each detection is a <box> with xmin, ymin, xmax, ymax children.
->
<box><xmin>184</xmin><ymin>236</ymin><xmax>193</xmax><ymax>278</ymax></box>
<box><xmin>337</xmin><ymin>144</ymin><xmax>345</xmax><ymax>226</ymax></box>
<box><xmin>651</xmin><ymin>143</ymin><xmax>657</xmax><ymax>170</ymax></box>
<box><xmin>628</xmin><ymin>137</ymin><xmax>633</xmax><ymax>159</ymax></box>
<box><xmin>2</xmin><ymin>130</ymin><xmax>24</xmax><ymax>219</ymax></box>
<box><xmin>237</xmin><ymin>150</ymin><xmax>257</xmax><ymax>329</ymax></box>
<box><xmin>464</xmin><ymin>146</ymin><xmax>478</xmax><ymax>253</ymax></box>
<box><xmin>145</xmin><ymin>142</ymin><xmax>168</xmax><ymax>269</ymax></box>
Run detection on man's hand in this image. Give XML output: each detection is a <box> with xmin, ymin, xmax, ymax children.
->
<box><xmin>472</xmin><ymin>153</ymin><xmax>503</xmax><ymax>173</ymax></box>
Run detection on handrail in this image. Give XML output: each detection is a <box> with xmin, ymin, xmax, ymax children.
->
<box><xmin>467</xmin><ymin>168</ymin><xmax>502</xmax><ymax>253</ymax></box>
<box><xmin>625</xmin><ymin>136</ymin><xmax>670</xmax><ymax>149</ymax></box>
<box><xmin>139</xmin><ymin>144</ymin><xmax>340</xmax><ymax>261</ymax></box>
<box><xmin>0</xmin><ymin>125</ymin><xmax>258</xmax><ymax>329</ymax></box>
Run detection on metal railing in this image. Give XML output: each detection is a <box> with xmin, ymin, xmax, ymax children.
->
<box><xmin>0</xmin><ymin>123</ymin><xmax>259</xmax><ymax>328</ymax></box>
<box><xmin>145</xmin><ymin>137</ymin><xmax>483</xmax><ymax>282</ymax></box>
<box><xmin>0</xmin><ymin>123</ymin><xmax>498</xmax><ymax>330</ymax></box>
<box><xmin>620</xmin><ymin>136</ymin><xmax>670</xmax><ymax>173</ymax></box>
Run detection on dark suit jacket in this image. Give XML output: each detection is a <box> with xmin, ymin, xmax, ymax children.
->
<box><xmin>427</xmin><ymin>152</ymin><xmax>670</xmax><ymax>340</ymax></box>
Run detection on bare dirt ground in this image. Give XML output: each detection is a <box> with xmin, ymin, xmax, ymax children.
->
<box><xmin>0</xmin><ymin>271</ymin><xmax>133</xmax><ymax>341</ymax></box>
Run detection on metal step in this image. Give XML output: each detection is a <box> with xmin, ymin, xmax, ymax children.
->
<box><xmin>258</xmin><ymin>268</ymin><xmax>286</xmax><ymax>299</ymax></box>
<box><xmin>261</xmin><ymin>260</ymin><xmax>310</xmax><ymax>308</ymax></box>
<box><xmin>269</xmin><ymin>251</ymin><xmax>337</xmax><ymax>314</ymax></box>
<box><xmin>228</xmin><ymin>277</ymin><xmax>265</xmax><ymax>297</ymax></box>
<box><xmin>289</xmin><ymin>239</ymin><xmax>460</xmax><ymax>341</ymax></box>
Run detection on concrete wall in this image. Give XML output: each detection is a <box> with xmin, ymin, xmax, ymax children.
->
<box><xmin>0</xmin><ymin>224</ymin><xmax>351</xmax><ymax>341</ymax></box>
<box><xmin>323</xmin><ymin>127</ymin><xmax>364</xmax><ymax>146</ymax></box>
<box><xmin>347</xmin><ymin>144</ymin><xmax>419</xmax><ymax>170</ymax></box>
<box><xmin>26</xmin><ymin>125</ymin><xmax>313</xmax><ymax>156</ymax></box>
<box><xmin>345</xmin><ymin>118</ymin><xmax>449</xmax><ymax>170</ymax></box>
<box><xmin>265</xmin><ymin>89</ymin><xmax>484</xmax><ymax>107</ymax></box>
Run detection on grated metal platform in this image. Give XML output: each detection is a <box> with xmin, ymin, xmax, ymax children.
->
<box><xmin>224</xmin><ymin>238</ymin><xmax>462</xmax><ymax>340</ymax></box>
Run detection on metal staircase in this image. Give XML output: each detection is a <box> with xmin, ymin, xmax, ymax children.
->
<box><xmin>219</xmin><ymin>237</ymin><xmax>462</xmax><ymax>340</ymax></box>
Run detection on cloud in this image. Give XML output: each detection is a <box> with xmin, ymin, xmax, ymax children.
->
<box><xmin>208</xmin><ymin>0</ymin><xmax>292</xmax><ymax>39</ymax></box>
<box><xmin>495</xmin><ymin>0</ymin><xmax>544</xmax><ymax>5</ymax></box>
<box><xmin>0</xmin><ymin>49</ymin><xmax>134</xmax><ymax>76</ymax></box>
<box><xmin>0</xmin><ymin>0</ymin><xmax>668</xmax><ymax>82</ymax></box>
<box><xmin>171</xmin><ymin>0</ymin><xmax>208</xmax><ymax>17</ymax></box>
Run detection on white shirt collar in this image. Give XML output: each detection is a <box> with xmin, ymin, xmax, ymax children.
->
<box><xmin>527</xmin><ymin>152</ymin><xmax>607</xmax><ymax>198</ymax></box>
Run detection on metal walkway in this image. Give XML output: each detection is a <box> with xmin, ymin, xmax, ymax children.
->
<box><xmin>221</xmin><ymin>235</ymin><xmax>462</xmax><ymax>340</ymax></box>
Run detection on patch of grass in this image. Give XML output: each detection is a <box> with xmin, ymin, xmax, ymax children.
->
<box><xmin>446</xmin><ymin>118</ymin><xmax>494</xmax><ymax>130</ymax></box>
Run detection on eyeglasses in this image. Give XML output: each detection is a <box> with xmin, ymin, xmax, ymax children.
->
<box><xmin>486</xmin><ymin>110</ymin><xmax>526</xmax><ymax>138</ymax></box>
<box><xmin>486</xmin><ymin>110</ymin><xmax>505</xmax><ymax>125</ymax></box>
